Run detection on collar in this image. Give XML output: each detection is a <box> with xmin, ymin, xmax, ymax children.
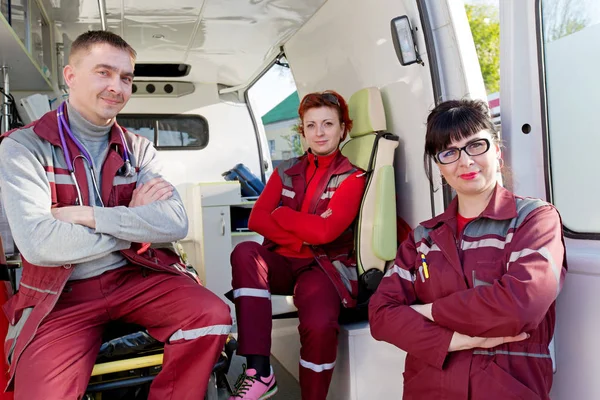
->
<box><xmin>306</xmin><ymin>148</ymin><xmax>339</xmax><ymax>169</ymax></box>
<box><xmin>32</xmin><ymin>107</ymin><xmax>127</xmax><ymax>155</ymax></box>
<box><xmin>421</xmin><ymin>184</ymin><xmax>518</xmax><ymax>229</ymax></box>
<box><xmin>66</xmin><ymin>102</ymin><xmax>111</xmax><ymax>141</ymax></box>
<box><xmin>285</xmin><ymin>148</ymin><xmax>354</xmax><ymax>177</ymax></box>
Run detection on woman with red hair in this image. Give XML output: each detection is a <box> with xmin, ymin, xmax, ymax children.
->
<box><xmin>229</xmin><ymin>91</ymin><xmax>366</xmax><ymax>400</ymax></box>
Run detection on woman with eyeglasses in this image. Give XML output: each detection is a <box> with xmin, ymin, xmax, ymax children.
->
<box><xmin>369</xmin><ymin>99</ymin><xmax>566</xmax><ymax>399</ymax></box>
<box><xmin>228</xmin><ymin>90</ymin><xmax>366</xmax><ymax>400</ymax></box>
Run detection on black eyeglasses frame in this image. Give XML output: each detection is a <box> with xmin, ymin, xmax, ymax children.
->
<box><xmin>435</xmin><ymin>138</ymin><xmax>491</xmax><ymax>165</ymax></box>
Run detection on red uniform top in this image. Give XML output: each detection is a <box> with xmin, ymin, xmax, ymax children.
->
<box><xmin>248</xmin><ymin>150</ymin><xmax>366</xmax><ymax>258</ymax></box>
<box><xmin>456</xmin><ymin>213</ymin><xmax>475</xmax><ymax>237</ymax></box>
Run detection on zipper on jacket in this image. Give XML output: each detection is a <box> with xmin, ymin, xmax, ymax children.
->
<box><xmin>303</xmin><ymin>163</ymin><xmax>318</xmax><ymax>195</ymax></box>
<box><xmin>456</xmin><ymin>216</ymin><xmax>480</xmax><ymax>250</ymax></box>
<box><xmin>457</xmin><ymin>217</ymin><xmax>481</xmax><ymax>287</ymax></box>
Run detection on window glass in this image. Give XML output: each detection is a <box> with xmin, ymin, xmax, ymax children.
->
<box><xmin>541</xmin><ymin>0</ymin><xmax>600</xmax><ymax>233</ymax></box>
<box><xmin>246</xmin><ymin>55</ymin><xmax>300</xmax><ymax>169</ymax></box>
<box><xmin>118</xmin><ymin>115</ymin><xmax>209</xmax><ymax>150</ymax></box>
<box><xmin>118</xmin><ymin>117</ymin><xmax>154</xmax><ymax>142</ymax></box>
<box><xmin>30</xmin><ymin>0</ymin><xmax>45</xmax><ymax>72</ymax></box>
<box><xmin>7</xmin><ymin>0</ymin><xmax>27</xmax><ymax>47</ymax></box>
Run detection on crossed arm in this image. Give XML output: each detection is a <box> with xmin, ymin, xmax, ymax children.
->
<box><xmin>52</xmin><ymin>177</ymin><xmax>174</xmax><ymax>229</ymax></box>
<box><xmin>369</xmin><ymin>207</ymin><xmax>564</xmax><ymax>368</ymax></box>
<box><xmin>0</xmin><ymin>137</ymin><xmax>187</xmax><ymax>266</ymax></box>
<box><xmin>368</xmin><ymin>234</ymin><xmax>528</xmax><ymax>369</ymax></box>
<box><xmin>248</xmin><ymin>169</ymin><xmax>365</xmax><ymax>250</ymax></box>
<box><xmin>248</xmin><ymin>171</ymin><xmax>305</xmax><ymax>251</ymax></box>
<box><xmin>270</xmin><ymin>171</ymin><xmax>365</xmax><ymax>245</ymax></box>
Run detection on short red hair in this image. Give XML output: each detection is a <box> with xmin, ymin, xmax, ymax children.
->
<box><xmin>297</xmin><ymin>90</ymin><xmax>353</xmax><ymax>141</ymax></box>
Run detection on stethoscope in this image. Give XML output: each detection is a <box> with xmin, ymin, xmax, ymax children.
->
<box><xmin>57</xmin><ymin>101</ymin><xmax>134</xmax><ymax>206</ymax></box>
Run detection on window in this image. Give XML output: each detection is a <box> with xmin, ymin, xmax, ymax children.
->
<box><xmin>6</xmin><ymin>0</ymin><xmax>27</xmax><ymax>47</ymax></box>
<box><xmin>30</xmin><ymin>0</ymin><xmax>50</xmax><ymax>75</ymax></box>
<box><xmin>541</xmin><ymin>0</ymin><xmax>600</xmax><ymax>234</ymax></box>
<box><xmin>268</xmin><ymin>139</ymin><xmax>276</xmax><ymax>155</ymax></box>
<box><xmin>118</xmin><ymin>114</ymin><xmax>209</xmax><ymax>150</ymax></box>
<box><xmin>465</xmin><ymin>2</ymin><xmax>500</xmax><ymax>97</ymax></box>
<box><xmin>246</xmin><ymin>54</ymin><xmax>300</xmax><ymax>170</ymax></box>
<box><xmin>292</xmin><ymin>134</ymin><xmax>301</xmax><ymax>149</ymax></box>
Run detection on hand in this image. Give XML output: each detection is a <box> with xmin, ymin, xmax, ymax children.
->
<box><xmin>129</xmin><ymin>178</ymin><xmax>173</xmax><ymax>207</ymax></box>
<box><xmin>448</xmin><ymin>331</ymin><xmax>529</xmax><ymax>352</ymax></box>
<box><xmin>474</xmin><ymin>332</ymin><xmax>530</xmax><ymax>348</ymax></box>
<box><xmin>52</xmin><ymin>206</ymin><xmax>95</xmax><ymax>229</ymax></box>
<box><xmin>320</xmin><ymin>208</ymin><xmax>332</xmax><ymax>218</ymax></box>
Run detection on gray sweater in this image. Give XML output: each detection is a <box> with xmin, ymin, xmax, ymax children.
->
<box><xmin>0</xmin><ymin>103</ymin><xmax>189</xmax><ymax>280</ymax></box>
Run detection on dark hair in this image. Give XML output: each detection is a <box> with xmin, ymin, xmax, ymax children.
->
<box><xmin>297</xmin><ymin>90</ymin><xmax>353</xmax><ymax>141</ymax></box>
<box><xmin>423</xmin><ymin>99</ymin><xmax>499</xmax><ymax>183</ymax></box>
<box><xmin>69</xmin><ymin>30</ymin><xmax>137</xmax><ymax>63</ymax></box>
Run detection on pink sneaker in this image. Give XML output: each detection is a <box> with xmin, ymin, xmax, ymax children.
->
<box><xmin>229</xmin><ymin>365</ymin><xmax>278</xmax><ymax>399</ymax></box>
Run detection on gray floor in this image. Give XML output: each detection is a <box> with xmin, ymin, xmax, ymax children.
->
<box><xmin>219</xmin><ymin>355</ymin><xmax>301</xmax><ymax>399</ymax></box>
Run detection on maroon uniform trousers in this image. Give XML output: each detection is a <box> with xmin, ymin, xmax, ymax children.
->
<box><xmin>13</xmin><ymin>264</ymin><xmax>231</xmax><ymax>400</ymax></box>
<box><xmin>231</xmin><ymin>241</ymin><xmax>341</xmax><ymax>400</ymax></box>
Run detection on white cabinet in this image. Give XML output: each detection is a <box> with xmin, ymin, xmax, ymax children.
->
<box><xmin>200</xmin><ymin>205</ymin><xmax>233</xmax><ymax>301</ymax></box>
<box><xmin>180</xmin><ymin>182</ymin><xmax>262</xmax><ymax>321</ymax></box>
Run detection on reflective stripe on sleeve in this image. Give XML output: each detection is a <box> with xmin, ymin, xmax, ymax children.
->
<box><xmin>384</xmin><ymin>264</ymin><xmax>414</xmax><ymax>282</ymax></box>
<box><xmin>232</xmin><ymin>288</ymin><xmax>271</xmax><ymax>299</ymax></box>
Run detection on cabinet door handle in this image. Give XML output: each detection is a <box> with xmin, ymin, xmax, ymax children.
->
<box><xmin>220</xmin><ymin>213</ymin><xmax>225</xmax><ymax>236</ymax></box>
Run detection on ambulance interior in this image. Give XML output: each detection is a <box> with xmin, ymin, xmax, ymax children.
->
<box><xmin>1</xmin><ymin>0</ymin><xmax>600</xmax><ymax>399</ymax></box>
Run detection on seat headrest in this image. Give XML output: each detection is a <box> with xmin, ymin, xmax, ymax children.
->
<box><xmin>348</xmin><ymin>87</ymin><xmax>387</xmax><ymax>138</ymax></box>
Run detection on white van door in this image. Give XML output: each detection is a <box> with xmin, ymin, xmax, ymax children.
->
<box><xmin>284</xmin><ymin>0</ymin><xmax>488</xmax><ymax>227</ymax></box>
<box><xmin>500</xmin><ymin>1</ymin><xmax>600</xmax><ymax>398</ymax></box>
<box><xmin>273</xmin><ymin>1</ymin><xmax>492</xmax><ymax>398</ymax></box>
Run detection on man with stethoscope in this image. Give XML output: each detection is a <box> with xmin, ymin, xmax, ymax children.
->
<box><xmin>0</xmin><ymin>30</ymin><xmax>231</xmax><ymax>400</ymax></box>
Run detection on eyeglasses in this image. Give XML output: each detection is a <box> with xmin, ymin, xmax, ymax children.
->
<box><xmin>300</xmin><ymin>92</ymin><xmax>340</xmax><ymax>108</ymax></box>
<box><xmin>436</xmin><ymin>138</ymin><xmax>491</xmax><ymax>165</ymax></box>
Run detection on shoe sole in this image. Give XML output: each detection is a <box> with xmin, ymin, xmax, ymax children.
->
<box><xmin>259</xmin><ymin>384</ymin><xmax>278</xmax><ymax>400</ymax></box>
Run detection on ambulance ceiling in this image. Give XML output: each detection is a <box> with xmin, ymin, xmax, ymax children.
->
<box><xmin>49</xmin><ymin>0</ymin><xmax>326</xmax><ymax>87</ymax></box>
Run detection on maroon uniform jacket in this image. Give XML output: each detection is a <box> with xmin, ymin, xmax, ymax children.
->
<box><xmin>263</xmin><ymin>153</ymin><xmax>362</xmax><ymax>307</ymax></box>
<box><xmin>1</xmin><ymin>110</ymin><xmax>197</xmax><ymax>388</ymax></box>
<box><xmin>369</xmin><ymin>184</ymin><xmax>567</xmax><ymax>399</ymax></box>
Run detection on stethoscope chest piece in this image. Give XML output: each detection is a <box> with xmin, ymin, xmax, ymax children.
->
<box><xmin>120</xmin><ymin>160</ymin><xmax>135</xmax><ymax>177</ymax></box>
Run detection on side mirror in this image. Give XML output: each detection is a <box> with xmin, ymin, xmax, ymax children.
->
<box><xmin>390</xmin><ymin>15</ymin><xmax>423</xmax><ymax>66</ymax></box>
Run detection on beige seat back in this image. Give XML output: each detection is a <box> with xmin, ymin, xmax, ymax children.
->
<box><xmin>341</xmin><ymin>87</ymin><xmax>399</xmax><ymax>289</ymax></box>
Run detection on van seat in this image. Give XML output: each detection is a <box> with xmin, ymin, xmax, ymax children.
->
<box><xmin>341</xmin><ymin>87</ymin><xmax>399</xmax><ymax>290</ymax></box>
<box><xmin>271</xmin><ymin>87</ymin><xmax>399</xmax><ymax>317</ymax></box>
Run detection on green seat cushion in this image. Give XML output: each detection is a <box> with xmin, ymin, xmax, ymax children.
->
<box><xmin>373</xmin><ymin>165</ymin><xmax>397</xmax><ymax>261</ymax></box>
<box><xmin>340</xmin><ymin>135</ymin><xmax>375</xmax><ymax>172</ymax></box>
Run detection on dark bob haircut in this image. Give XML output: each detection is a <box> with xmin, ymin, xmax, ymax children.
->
<box><xmin>424</xmin><ymin>99</ymin><xmax>499</xmax><ymax>183</ymax></box>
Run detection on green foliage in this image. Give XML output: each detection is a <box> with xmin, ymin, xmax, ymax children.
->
<box><xmin>543</xmin><ymin>0</ymin><xmax>588</xmax><ymax>42</ymax></box>
<box><xmin>466</xmin><ymin>4</ymin><xmax>500</xmax><ymax>94</ymax></box>
<box><xmin>465</xmin><ymin>0</ymin><xmax>589</xmax><ymax>94</ymax></box>
<box><xmin>283</xmin><ymin>133</ymin><xmax>304</xmax><ymax>157</ymax></box>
